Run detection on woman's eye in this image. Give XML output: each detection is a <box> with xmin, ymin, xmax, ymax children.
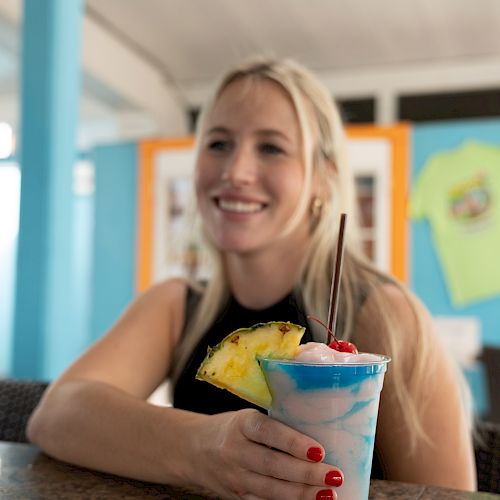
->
<box><xmin>260</xmin><ymin>143</ymin><xmax>284</xmax><ymax>155</ymax></box>
<box><xmin>208</xmin><ymin>140</ymin><xmax>231</xmax><ymax>152</ymax></box>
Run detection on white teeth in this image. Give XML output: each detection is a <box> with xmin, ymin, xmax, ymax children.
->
<box><xmin>218</xmin><ymin>199</ymin><xmax>263</xmax><ymax>213</ymax></box>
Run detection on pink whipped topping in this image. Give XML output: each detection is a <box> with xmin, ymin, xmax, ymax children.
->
<box><xmin>295</xmin><ymin>342</ymin><xmax>381</xmax><ymax>364</ymax></box>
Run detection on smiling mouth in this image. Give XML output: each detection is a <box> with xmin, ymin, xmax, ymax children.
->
<box><xmin>215</xmin><ymin>198</ymin><xmax>266</xmax><ymax>214</ymax></box>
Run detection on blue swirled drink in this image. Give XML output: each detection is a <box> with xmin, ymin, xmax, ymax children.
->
<box><xmin>259</xmin><ymin>343</ymin><xmax>390</xmax><ymax>500</ymax></box>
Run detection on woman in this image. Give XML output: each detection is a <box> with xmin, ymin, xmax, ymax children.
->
<box><xmin>28</xmin><ymin>58</ymin><xmax>476</xmax><ymax>499</ymax></box>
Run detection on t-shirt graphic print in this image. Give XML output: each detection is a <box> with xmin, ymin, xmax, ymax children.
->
<box><xmin>411</xmin><ymin>141</ymin><xmax>500</xmax><ymax>306</ymax></box>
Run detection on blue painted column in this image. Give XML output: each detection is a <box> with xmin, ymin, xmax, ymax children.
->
<box><xmin>89</xmin><ymin>144</ymin><xmax>138</xmax><ymax>343</ymax></box>
<box><xmin>12</xmin><ymin>0</ymin><xmax>83</xmax><ymax>379</ymax></box>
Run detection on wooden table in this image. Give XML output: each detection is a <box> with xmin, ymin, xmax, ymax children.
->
<box><xmin>0</xmin><ymin>441</ymin><xmax>497</xmax><ymax>499</ymax></box>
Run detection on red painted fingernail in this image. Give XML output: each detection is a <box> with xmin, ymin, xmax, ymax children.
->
<box><xmin>325</xmin><ymin>470</ymin><xmax>343</xmax><ymax>487</ymax></box>
<box><xmin>316</xmin><ymin>489</ymin><xmax>334</xmax><ymax>500</ymax></box>
<box><xmin>307</xmin><ymin>447</ymin><xmax>323</xmax><ymax>462</ymax></box>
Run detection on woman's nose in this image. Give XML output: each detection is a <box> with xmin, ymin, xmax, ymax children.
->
<box><xmin>221</xmin><ymin>146</ymin><xmax>257</xmax><ymax>185</ymax></box>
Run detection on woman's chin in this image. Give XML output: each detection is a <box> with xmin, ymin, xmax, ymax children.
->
<box><xmin>216</xmin><ymin>238</ymin><xmax>261</xmax><ymax>255</ymax></box>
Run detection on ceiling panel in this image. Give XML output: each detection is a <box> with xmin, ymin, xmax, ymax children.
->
<box><xmin>85</xmin><ymin>0</ymin><xmax>500</xmax><ymax>90</ymax></box>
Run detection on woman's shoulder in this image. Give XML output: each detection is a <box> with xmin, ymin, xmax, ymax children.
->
<box><xmin>353</xmin><ymin>279</ymin><xmax>428</xmax><ymax>352</ymax></box>
<box><xmin>131</xmin><ymin>278</ymin><xmax>191</xmax><ymax>328</ymax></box>
<box><xmin>142</xmin><ymin>278</ymin><xmax>208</xmax><ymax>320</ymax></box>
<box><xmin>137</xmin><ymin>278</ymin><xmax>198</xmax><ymax>346</ymax></box>
<box><xmin>358</xmin><ymin>280</ymin><xmax>419</xmax><ymax>322</ymax></box>
<box><xmin>139</xmin><ymin>277</ymin><xmax>190</xmax><ymax>304</ymax></box>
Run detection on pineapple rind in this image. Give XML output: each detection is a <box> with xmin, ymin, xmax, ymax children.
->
<box><xmin>196</xmin><ymin>321</ymin><xmax>305</xmax><ymax>409</ymax></box>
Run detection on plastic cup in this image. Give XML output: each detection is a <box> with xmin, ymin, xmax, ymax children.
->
<box><xmin>259</xmin><ymin>355</ymin><xmax>390</xmax><ymax>500</ymax></box>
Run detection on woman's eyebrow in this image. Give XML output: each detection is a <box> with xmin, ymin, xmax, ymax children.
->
<box><xmin>206</xmin><ymin>126</ymin><xmax>230</xmax><ymax>135</ymax></box>
<box><xmin>205</xmin><ymin>126</ymin><xmax>292</xmax><ymax>143</ymax></box>
<box><xmin>257</xmin><ymin>129</ymin><xmax>292</xmax><ymax>143</ymax></box>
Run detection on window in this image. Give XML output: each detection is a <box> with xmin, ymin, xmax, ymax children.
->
<box><xmin>399</xmin><ymin>88</ymin><xmax>500</xmax><ymax>122</ymax></box>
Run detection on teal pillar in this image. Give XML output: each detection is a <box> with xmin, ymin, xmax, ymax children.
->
<box><xmin>13</xmin><ymin>0</ymin><xmax>83</xmax><ymax>379</ymax></box>
<box><xmin>90</xmin><ymin>144</ymin><xmax>138</xmax><ymax>343</ymax></box>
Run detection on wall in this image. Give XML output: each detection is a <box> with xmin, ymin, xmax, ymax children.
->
<box><xmin>410</xmin><ymin>118</ymin><xmax>500</xmax><ymax>417</ymax></box>
<box><xmin>411</xmin><ymin>119</ymin><xmax>500</xmax><ymax>347</ymax></box>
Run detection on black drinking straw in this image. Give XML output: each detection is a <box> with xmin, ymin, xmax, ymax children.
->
<box><xmin>326</xmin><ymin>213</ymin><xmax>347</xmax><ymax>344</ymax></box>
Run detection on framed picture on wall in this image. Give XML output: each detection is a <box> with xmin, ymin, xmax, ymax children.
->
<box><xmin>347</xmin><ymin>124</ymin><xmax>410</xmax><ymax>282</ymax></box>
<box><xmin>152</xmin><ymin>147</ymin><xmax>210</xmax><ymax>282</ymax></box>
<box><xmin>348</xmin><ymin>138</ymin><xmax>391</xmax><ymax>272</ymax></box>
<box><xmin>137</xmin><ymin>138</ymin><xmax>207</xmax><ymax>289</ymax></box>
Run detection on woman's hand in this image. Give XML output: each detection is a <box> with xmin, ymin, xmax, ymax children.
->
<box><xmin>185</xmin><ymin>408</ymin><xmax>343</xmax><ymax>500</ymax></box>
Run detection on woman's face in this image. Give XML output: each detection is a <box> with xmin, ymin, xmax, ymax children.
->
<box><xmin>195</xmin><ymin>77</ymin><xmax>312</xmax><ymax>255</ymax></box>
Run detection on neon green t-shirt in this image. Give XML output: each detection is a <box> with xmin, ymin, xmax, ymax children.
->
<box><xmin>410</xmin><ymin>141</ymin><xmax>500</xmax><ymax>306</ymax></box>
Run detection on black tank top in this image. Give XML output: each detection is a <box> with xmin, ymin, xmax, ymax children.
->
<box><xmin>172</xmin><ymin>287</ymin><xmax>386</xmax><ymax>480</ymax></box>
<box><xmin>173</xmin><ymin>290</ymin><xmax>313</xmax><ymax>414</ymax></box>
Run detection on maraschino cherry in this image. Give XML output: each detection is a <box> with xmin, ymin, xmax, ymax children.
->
<box><xmin>328</xmin><ymin>337</ymin><xmax>358</xmax><ymax>354</ymax></box>
<box><xmin>307</xmin><ymin>315</ymin><xmax>358</xmax><ymax>354</ymax></box>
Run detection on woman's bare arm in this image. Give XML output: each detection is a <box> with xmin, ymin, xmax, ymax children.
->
<box><xmin>27</xmin><ymin>279</ymin><xmax>343</xmax><ymax>498</ymax></box>
<box><xmin>354</xmin><ymin>284</ymin><xmax>476</xmax><ymax>491</ymax></box>
<box><xmin>27</xmin><ymin>278</ymin><xmax>196</xmax><ymax>484</ymax></box>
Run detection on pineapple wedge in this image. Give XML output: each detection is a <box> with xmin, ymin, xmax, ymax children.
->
<box><xmin>196</xmin><ymin>321</ymin><xmax>305</xmax><ymax>409</ymax></box>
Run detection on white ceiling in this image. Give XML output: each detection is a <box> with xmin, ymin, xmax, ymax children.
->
<box><xmin>86</xmin><ymin>0</ymin><xmax>500</xmax><ymax>91</ymax></box>
<box><xmin>1</xmin><ymin>0</ymin><xmax>500</xmax><ymax>147</ymax></box>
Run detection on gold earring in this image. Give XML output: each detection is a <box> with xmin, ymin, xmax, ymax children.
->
<box><xmin>311</xmin><ymin>197</ymin><xmax>323</xmax><ymax>218</ymax></box>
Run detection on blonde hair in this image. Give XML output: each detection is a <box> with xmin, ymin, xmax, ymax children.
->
<box><xmin>171</xmin><ymin>57</ymin><xmax>432</xmax><ymax>452</ymax></box>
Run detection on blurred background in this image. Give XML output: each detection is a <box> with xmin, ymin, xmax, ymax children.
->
<box><xmin>1</xmin><ymin>0</ymin><xmax>499</xmax><ymax>421</ymax></box>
